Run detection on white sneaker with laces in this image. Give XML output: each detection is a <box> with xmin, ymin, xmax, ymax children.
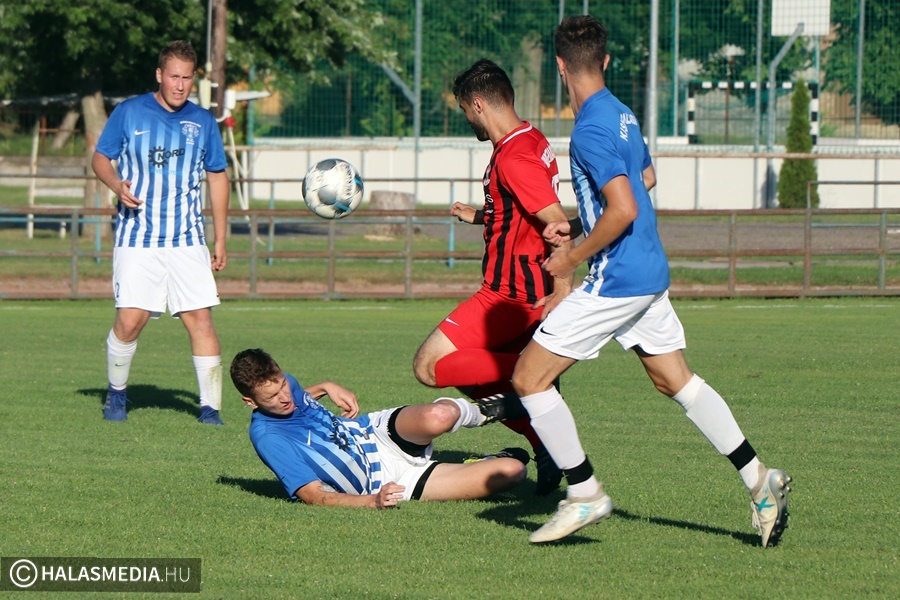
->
<box><xmin>528</xmin><ymin>490</ymin><xmax>613</xmax><ymax>543</ymax></box>
<box><xmin>751</xmin><ymin>467</ymin><xmax>792</xmax><ymax>548</ymax></box>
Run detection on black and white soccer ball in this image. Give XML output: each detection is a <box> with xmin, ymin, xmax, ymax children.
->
<box><xmin>302</xmin><ymin>158</ymin><xmax>364</xmax><ymax>219</ymax></box>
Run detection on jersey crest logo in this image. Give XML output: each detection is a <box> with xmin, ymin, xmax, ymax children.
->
<box><xmin>181</xmin><ymin>121</ymin><xmax>201</xmax><ymax>145</ymax></box>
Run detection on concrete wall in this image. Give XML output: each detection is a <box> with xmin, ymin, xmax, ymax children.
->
<box><xmin>244</xmin><ymin>137</ymin><xmax>900</xmax><ymax>210</ymax></box>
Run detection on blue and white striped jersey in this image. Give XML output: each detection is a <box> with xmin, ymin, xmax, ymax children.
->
<box><xmin>249</xmin><ymin>374</ymin><xmax>382</xmax><ymax>499</ymax></box>
<box><xmin>570</xmin><ymin>88</ymin><xmax>670</xmax><ymax>297</ymax></box>
<box><xmin>95</xmin><ymin>93</ymin><xmax>227</xmax><ymax>248</ymax></box>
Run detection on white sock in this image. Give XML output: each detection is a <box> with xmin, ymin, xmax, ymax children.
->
<box><xmin>743</xmin><ymin>459</ymin><xmax>764</xmax><ymax>493</ymax></box>
<box><xmin>436</xmin><ymin>397</ymin><xmax>485</xmax><ymax>432</ymax></box>
<box><xmin>194</xmin><ymin>355</ymin><xmax>222</xmax><ymax>410</ymax></box>
<box><xmin>673</xmin><ymin>374</ymin><xmax>746</xmax><ymax>455</ymax></box>
<box><xmin>520</xmin><ymin>387</ymin><xmax>588</xmax><ymax>471</ymax></box>
<box><xmin>567</xmin><ymin>478</ymin><xmax>601</xmax><ymax>499</ymax></box>
<box><xmin>107</xmin><ymin>330</ymin><xmax>137</xmax><ymax>390</ymax></box>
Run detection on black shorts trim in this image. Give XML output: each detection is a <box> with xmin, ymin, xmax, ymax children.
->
<box><xmin>410</xmin><ymin>462</ymin><xmax>440</xmax><ymax>501</ymax></box>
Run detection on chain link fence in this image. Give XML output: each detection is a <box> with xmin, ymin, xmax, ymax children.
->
<box><xmin>251</xmin><ymin>0</ymin><xmax>898</xmax><ymax>149</ymax></box>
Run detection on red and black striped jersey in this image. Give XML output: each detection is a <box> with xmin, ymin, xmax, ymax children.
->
<box><xmin>480</xmin><ymin>122</ymin><xmax>561</xmax><ymax>303</ymax></box>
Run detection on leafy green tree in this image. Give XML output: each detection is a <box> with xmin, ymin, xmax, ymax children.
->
<box><xmin>826</xmin><ymin>0</ymin><xmax>900</xmax><ymax>126</ymax></box>
<box><xmin>0</xmin><ymin>0</ymin><xmax>385</xmax><ymax>221</ymax></box>
<box><xmin>777</xmin><ymin>79</ymin><xmax>818</xmax><ymax>208</ymax></box>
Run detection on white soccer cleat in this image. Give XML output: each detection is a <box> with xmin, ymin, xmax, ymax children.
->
<box><xmin>751</xmin><ymin>468</ymin><xmax>792</xmax><ymax>548</ymax></box>
<box><xmin>528</xmin><ymin>490</ymin><xmax>613</xmax><ymax>543</ymax></box>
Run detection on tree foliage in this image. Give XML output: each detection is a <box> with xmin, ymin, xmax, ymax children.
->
<box><xmin>777</xmin><ymin>78</ymin><xmax>818</xmax><ymax>208</ymax></box>
<box><xmin>826</xmin><ymin>0</ymin><xmax>900</xmax><ymax>126</ymax></box>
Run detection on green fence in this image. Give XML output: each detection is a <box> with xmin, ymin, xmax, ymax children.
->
<box><xmin>253</xmin><ymin>0</ymin><xmax>899</xmax><ymax>146</ymax></box>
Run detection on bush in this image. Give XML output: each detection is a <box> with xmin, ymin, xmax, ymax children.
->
<box><xmin>777</xmin><ymin>78</ymin><xmax>819</xmax><ymax>208</ymax></box>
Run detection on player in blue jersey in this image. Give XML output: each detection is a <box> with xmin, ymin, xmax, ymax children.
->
<box><xmin>510</xmin><ymin>16</ymin><xmax>791</xmax><ymax>546</ymax></box>
<box><xmin>230</xmin><ymin>348</ymin><xmax>529</xmax><ymax>508</ymax></box>
<box><xmin>92</xmin><ymin>41</ymin><xmax>230</xmax><ymax>425</ymax></box>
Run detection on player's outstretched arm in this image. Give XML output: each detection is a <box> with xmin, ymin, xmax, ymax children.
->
<box><xmin>296</xmin><ymin>480</ymin><xmax>405</xmax><ymax>509</ymax></box>
<box><xmin>305</xmin><ymin>381</ymin><xmax>359</xmax><ymax>418</ymax></box>
<box><xmin>207</xmin><ymin>169</ymin><xmax>229</xmax><ymax>271</ymax></box>
<box><xmin>449</xmin><ymin>202</ymin><xmax>483</xmax><ymax>224</ymax></box>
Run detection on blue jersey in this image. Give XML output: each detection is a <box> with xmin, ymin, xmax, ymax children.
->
<box><xmin>248</xmin><ymin>374</ymin><xmax>382</xmax><ymax>499</ymax></box>
<box><xmin>570</xmin><ymin>88</ymin><xmax>670</xmax><ymax>297</ymax></box>
<box><xmin>95</xmin><ymin>93</ymin><xmax>227</xmax><ymax>248</ymax></box>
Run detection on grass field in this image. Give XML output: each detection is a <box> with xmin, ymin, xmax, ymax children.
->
<box><xmin>0</xmin><ymin>297</ymin><xmax>897</xmax><ymax>598</ymax></box>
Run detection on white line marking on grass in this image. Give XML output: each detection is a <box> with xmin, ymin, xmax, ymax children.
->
<box><xmin>677</xmin><ymin>303</ymin><xmax>895</xmax><ymax>310</ymax></box>
<box><xmin>225</xmin><ymin>305</ymin><xmax>394</xmax><ymax>312</ymax></box>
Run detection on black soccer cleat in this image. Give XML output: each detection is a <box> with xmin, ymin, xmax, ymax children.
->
<box><xmin>465</xmin><ymin>447</ymin><xmax>531</xmax><ymax>466</ymax></box>
<box><xmin>534</xmin><ymin>445</ymin><xmax>563</xmax><ymax>496</ymax></box>
<box><xmin>472</xmin><ymin>393</ymin><xmax>530</xmax><ymax>425</ymax></box>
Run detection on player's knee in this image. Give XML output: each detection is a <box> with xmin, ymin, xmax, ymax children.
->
<box><xmin>490</xmin><ymin>459</ymin><xmax>527</xmax><ymax>491</ymax></box>
<box><xmin>425</xmin><ymin>399</ymin><xmax>460</xmax><ymax>434</ymax></box>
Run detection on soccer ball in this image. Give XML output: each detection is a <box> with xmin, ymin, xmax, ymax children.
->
<box><xmin>302</xmin><ymin>158</ymin><xmax>364</xmax><ymax>219</ymax></box>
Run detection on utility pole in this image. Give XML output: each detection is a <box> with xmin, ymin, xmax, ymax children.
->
<box><xmin>210</xmin><ymin>0</ymin><xmax>228</xmax><ymax>119</ymax></box>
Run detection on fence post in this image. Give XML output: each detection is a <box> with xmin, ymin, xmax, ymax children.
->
<box><xmin>249</xmin><ymin>214</ymin><xmax>259</xmax><ymax>298</ymax></box>
<box><xmin>728</xmin><ymin>212</ymin><xmax>737</xmax><ymax>294</ymax></box>
<box><xmin>878</xmin><ymin>211</ymin><xmax>887</xmax><ymax>290</ymax></box>
<box><xmin>70</xmin><ymin>209</ymin><xmax>80</xmax><ymax>298</ymax></box>
<box><xmin>327</xmin><ymin>219</ymin><xmax>336</xmax><ymax>299</ymax></box>
<box><xmin>405</xmin><ymin>213</ymin><xmax>413</xmax><ymax>298</ymax></box>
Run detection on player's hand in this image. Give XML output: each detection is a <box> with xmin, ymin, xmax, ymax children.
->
<box><xmin>534</xmin><ymin>280</ymin><xmax>572</xmax><ymax>320</ymax></box>
<box><xmin>542</xmin><ymin>249</ymin><xmax>578</xmax><ymax>280</ymax></box>
<box><xmin>543</xmin><ymin>219</ymin><xmax>574</xmax><ymax>246</ymax></box>
<box><xmin>211</xmin><ymin>239</ymin><xmax>227</xmax><ymax>271</ymax></box>
<box><xmin>116</xmin><ymin>180</ymin><xmax>143</xmax><ymax>209</ymax></box>
<box><xmin>321</xmin><ymin>382</ymin><xmax>359</xmax><ymax>418</ymax></box>
<box><xmin>450</xmin><ymin>202</ymin><xmax>477</xmax><ymax>224</ymax></box>
<box><xmin>373</xmin><ymin>482</ymin><xmax>405</xmax><ymax>509</ymax></box>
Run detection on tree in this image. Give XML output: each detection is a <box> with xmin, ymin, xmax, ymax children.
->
<box><xmin>777</xmin><ymin>79</ymin><xmax>818</xmax><ymax>208</ymax></box>
<box><xmin>0</xmin><ymin>0</ymin><xmax>385</xmax><ymax>233</ymax></box>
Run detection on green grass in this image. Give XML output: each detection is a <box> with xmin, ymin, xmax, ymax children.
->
<box><xmin>0</xmin><ymin>298</ymin><xmax>897</xmax><ymax>598</ymax></box>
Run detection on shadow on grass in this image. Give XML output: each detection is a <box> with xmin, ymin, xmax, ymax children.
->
<box><xmin>78</xmin><ymin>384</ymin><xmax>198</xmax><ymax>417</ymax></box>
<box><xmin>475</xmin><ymin>494</ymin><xmax>759</xmax><ymax>546</ymax></box>
<box><xmin>216</xmin><ymin>475</ymin><xmax>290</xmax><ymax>501</ymax></box>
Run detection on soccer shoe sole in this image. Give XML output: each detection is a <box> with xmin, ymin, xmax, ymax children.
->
<box><xmin>752</xmin><ymin>469</ymin><xmax>792</xmax><ymax>548</ymax></box>
<box><xmin>528</xmin><ymin>494</ymin><xmax>613</xmax><ymax>543</ymax></box>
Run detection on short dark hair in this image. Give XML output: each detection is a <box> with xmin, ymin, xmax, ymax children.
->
<box><xmin>158</xmin><ymin>40</ymin><xmax>198</xmax><ymax>71</ymax></box>
<box><xmin>230</xmin><ymin>348</ymin><xmax>282</xmax><ymax>397</ymax></box>
<box><xmin>452</xmin><ymin>58</ymin><xmax>514</xmax><ymax>108</ymax></box>
<box><xmin>554</xmin><ymin>15</ymin><xmax>609</xmax><ymax>76</ymax></box>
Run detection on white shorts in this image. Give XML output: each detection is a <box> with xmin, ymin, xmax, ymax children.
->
<box><xmin>369</xmin><ymin>408</ymin><xmax>437</xmax><ymax>502</ymax></box>
<box><xmin>533</xmin><ymin>288</ymin><xmax>686</xmax><ymax>360</ymax></box>
<box><xmin>112</xmin><ymin>246</ymin><xmax>220</xmax><ymax>317</ymax></box>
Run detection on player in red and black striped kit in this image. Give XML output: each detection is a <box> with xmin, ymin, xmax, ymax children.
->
<box><xmin>413</xmin><ymin>58</ymin><xmax>574</xmax><ymax>494</ymax></box>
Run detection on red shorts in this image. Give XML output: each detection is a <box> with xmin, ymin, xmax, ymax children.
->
<box><xmin>438</xmin><ymin>287</ymin><xmax>542</xmax><ymax>353</ymax></box>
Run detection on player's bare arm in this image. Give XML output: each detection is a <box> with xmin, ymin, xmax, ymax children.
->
<box><xmin>296</xmin><ymin>480</ymin><xmax>405</xmax><ymax>509</ymax></box>
<box><xmin>542</xmin><ymin>175</ymin><xmax>637</xmax><ymax>280</ymax></box>
<box><xmin>643</xmin><ymin>164</ymin><xmax>657</xmax><ymax>191</ymax></box>
<box><xmin>91</xmin><ymin>151</ymin><xmax>142</xmax><ymax>208</ymax></box>
<box><xmin>449</xmin><ymin>201</ymin><xmax>482</xmax><ymax>224</ymax></box>
<box><xmin>534</xmin><ymin>203</ymin><xmax>575</xmax><ymax>317</ymax></box>
<box><xmin>543</xmin><ymin>217</ymin><xmax>584</xmax><ymax>246</ymax></box>
<box><xmin>305</xmin><ymin>381</ymin><xmax>359</xmax><ymax>418</ymax></box>
<box><xmin>206</xmin><ymin>169</ymin><xmax>230</xmax><ymax>271</ymax></box>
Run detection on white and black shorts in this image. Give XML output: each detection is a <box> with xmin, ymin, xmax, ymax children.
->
<box><xmin>369</xmin><ymin>407</ymin><xmax>440</xmax><ymax>502</ymax></box>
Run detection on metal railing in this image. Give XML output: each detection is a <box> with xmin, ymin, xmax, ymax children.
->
<box><xmin>1</xmin><ymin>204</ymin><xmax>898</xmax><ymax>300</ymax></box>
